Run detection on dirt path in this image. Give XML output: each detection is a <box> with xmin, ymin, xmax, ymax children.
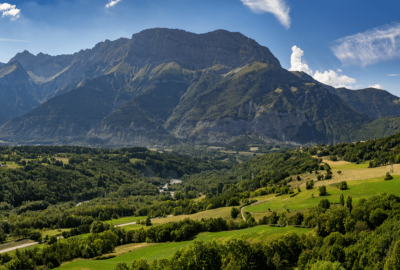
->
<box><xmin>114</xmin><ymin>215</ymin><xmax>174</xmax><ymax>227</ymax></box>
<box><xmin>0</xmin><ymin>242</ymin><xmax>38</xmax><ymax>254</ymax></box>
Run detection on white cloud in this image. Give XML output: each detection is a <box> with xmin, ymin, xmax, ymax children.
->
<box><xmin>0</xmin><ymin>3</ymin><xmax>20</xmax><ymax>20</ymax></box>
<box><xmin>388</xmin><ymin>74</ymin><xmax>399</xmax><ymax>77</ymax></box>
<box><xmin>105</xmin><ymin>0</ymin><xmax>122</xmax><ymax>8</ymax></box>
<box><xmin>289</xmin><ymin>45</ymin><xmax>357</xmax><ymax>89</ymax></box>
<box><xmin>288</xmin><ymin>46</ymin><xmax>313</xmax><ymax>75</ymax></box>
<box><xmin>0</xmin><ymin>3</ymin><xmax>13</xmax><ymax>11</ymax></box>
<box><xmin>314</xmin><ymin>70</ymin><xmax>356</xmax><ymax>87</ymax></box>
<box><xmin>332</xmin><ymin>23</ymin><xmax>400</xmax><ymax>66</ymax></box>
<box><xmin>240</xmin><ymin>0</ymin><xmax>291</xmax><ymax>29</ymax></box>
<box><xmin>368</xmin><ymin>84</ymin><xmax>383</xmax><ymax>89</ymax></box>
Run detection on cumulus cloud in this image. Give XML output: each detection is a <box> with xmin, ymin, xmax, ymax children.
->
<box><xmin>368</xmin><ymin>84</ymin><xmax>383</xmax><ymax>89</ymax></box>
<box><xmin>332</xmin><ymin>23</ymin><xmax>400</xmax><ymax>66</ymax></box>
<box><xmin>314</xmin><ymin>70</ymin><xmax>356</xmax><ymax>87</ymax></box>
<box><xmin>288</xmin><ymin>46</ymin><xmax>313</xmax><ymax>75</ymax></box>
<box><xmin>0</xmin><ymin>3</ymin><xmax>20</xmax><ymax>20</ymax></box>
<box><xmin>240</xmin><ymin>0</ymin><xmax>291</xmax><ymax>29</ymax></box>
<box><xmin>289</xmin><ymin>45</ymin><xmax>357</xmax><ymax>89</ymax></box>
<box><xmin>105</xmin><ymin>0</ymin><xmax>122</xmax><ymax>8</ymax></box>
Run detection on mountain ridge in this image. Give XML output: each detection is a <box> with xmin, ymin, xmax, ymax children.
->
<box><xmin>1</xmin><ymin>28</ymin><xmax>400</xmax><ymax>147</ymax></box>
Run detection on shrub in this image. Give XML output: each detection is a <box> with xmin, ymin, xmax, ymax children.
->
<box><xmin>385</xmin><ymin>172</ymin><xmax>393</xmax><ymax>180</ymax></box>
<box><xmin>319</xmin><ymin>186</ymin><xmax>327</xmax><ymax>196</ymax></box>
<box><xmin>339</xmin><ymin>181</ymin><xmax>348</xmax><ymax>190</ymax></box>
<box><xmin>230</xmin><ymin>207</ymin><xmax>240</xmax><ymax>219</ymax></box>
<box><xmin>29</xmin><ymin>231</ymin><xmax>42</xmax><ymax>242</ymax></box>
<box><xmin>48</xmin><ymin>235</ymin><xmax>57</xmax><ymax>245</ymax></box>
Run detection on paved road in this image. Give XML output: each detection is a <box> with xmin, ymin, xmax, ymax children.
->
<box><xmin>0</xmin><ymin>242</ymin><xmax>38</xmax><ymax>254</ymax></box>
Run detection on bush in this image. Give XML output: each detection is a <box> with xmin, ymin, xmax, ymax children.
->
<box><xmin>339</xmin><ymin>181</ymin><xmax>348</xmax><ymax>190</ymax></box>
<box><xmin>29</xmin><ymin>231</ymin><xmax>42</xmax><ymax>242</ymax></box>
<box><xmin>48</xmin><ymin>235</ymin><xmax>57</xmax><ymax>245</ymax></box>
<box><xmin>230</xmin><ymin>207</ymin><xmax>240</xmax><ymax>219</ymax></box>
<box><xmin>319</xmin><ymin>186</ymin><xmax>327</xmax><ymax>196</ymax></box>
<box><xmin>385</xmin><ymin>172</ymin><xmax>393</xmax><ymax>180</ymax></box>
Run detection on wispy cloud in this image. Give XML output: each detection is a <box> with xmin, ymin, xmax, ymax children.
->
<box><xmin>388</xmin><ymin>74</ymin><xmax>399</xmax><ymax>77</ymax></box>
<box><xmin>0</xmin><ymin>38</ymin><xmax>30</xmax><ymax>42</ymax></box>
<box><xmin>105</xmin><ymin>0</ymin><xmax>122</xmax><ymax>8</ymax></box>
<box><xmin>0</xmin><ymin>3</ymin><xmax>20</xmax><ymax>20</ymax></box>
<box><xmin>332</xmin><ymin>23</ymin><xmax>400</xmax><ymax>66</ymax></box>
<box><xmin>240</xmin><ymin>0</ymin><xmax>291</xmax><ymax>29</ymax></box>
<box><xmin>289</xmin><ymin>45</ymin><xmax>357</xmax><ymax>89</ymax></box>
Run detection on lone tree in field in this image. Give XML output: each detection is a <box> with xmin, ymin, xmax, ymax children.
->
<box><xmin>319</xmin><ymin>185</ymin><xmax>327</xmax><ymax>196</ymax></box>
<box><xmin>385</xmin><ymin>172</ymin><xmax>393</xmax><ymax>180</ymax></box>
<box><xmin>337</xmin><ymin>171</ymin><xmax>342</xmax><ymax>176</ymax></box>
<box><xmin>339</xmin><ymin>181</ymin><xmax>348</xmax><ymax>190</ymax></box>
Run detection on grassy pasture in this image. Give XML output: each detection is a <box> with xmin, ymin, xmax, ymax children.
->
<box><xmin>108</xmin><ymin>216</ymin><xmax>148</xmax><ymax>226</ymax></box>
<box><xmin>151</xmin><ymin>207</ymin><xmax>232</xmax><ymax>225</ymax></box>
<box><xmin>247</xmin><ymin>176</ymin><xmax>400</xmax><ymax>213</ymax></box>
<box><xmin>56</xmin><ymin>226</ymin><xmax>311</xmax><ymax>270</ymax></box>
<box><xmin>287</xmin><ymin>158</ymin><xmax>397</xmax><ymax>189</ymax></box>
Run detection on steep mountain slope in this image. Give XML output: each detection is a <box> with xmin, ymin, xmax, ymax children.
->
<box><xmin>350</xmin><ymin>116</ymin><xmax>400</xmax><ymax>141</ymax></box>
<box><xmin>167</xmin><ymin>61</ymin><xmax>372</xmax><ymax>144</ymax></box>
<box><xmin>0</xmin><ymin>62</ymin><xmax>40</xmax><ymax>126</ymax></box>
<box><xmin>9</xmin><ymin>28</ymin><xmax>279</xmax><ymax>102</ymax></box>
<box><xmin>0</xmin><ymin>62</ymin><xmax>5</xmax><ymax>68</ymax></box>
<box><xmin>0</xmin><ymin>74</ymin><xmax>133</xmax><ymax>142</ymax></box>
<box><xmin>332</xmin><ymin>87</ymin><xmax>400</xmax><ymax>119</ymax></box>
<box><xmin>291</xmin><ymin>71</ymin><xmax>400</xmax><ymax>119</ymax></box>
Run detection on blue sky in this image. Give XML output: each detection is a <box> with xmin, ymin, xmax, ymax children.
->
<box><xmin>1</xmin><ymin>0</ymin><xmax>399</xmax><ymax>95</ymax></box>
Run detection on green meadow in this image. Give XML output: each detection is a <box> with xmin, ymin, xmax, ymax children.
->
<box><xmin>56</xmin><ymin>226</ymin><xmax>311</xmax><ymax>270</ymax></box>
<box><xmin>246</xmin><ymin>175</ymin><xmax>400</xmax><ymax>213</ymax></box>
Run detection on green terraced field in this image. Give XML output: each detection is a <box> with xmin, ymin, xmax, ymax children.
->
<box><xmin>56</xmin><ymin>226</ymin><xmax>311</xmax><ymax>270</ymax></box>
<box><xmin>246</xmin><ymin>176</ymin><xmax>400</xmax><ymax>213</ymax></box>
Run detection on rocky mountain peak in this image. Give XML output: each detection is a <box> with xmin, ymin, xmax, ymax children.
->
<box><xmin>127</xmin><ymin>28</ymin><xmax>281</xmax><ymax>69</ymax></box>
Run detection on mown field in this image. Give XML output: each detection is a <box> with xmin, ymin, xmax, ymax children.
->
<box><xmin>56</xmin><ymin>226</ymin><xmax>311</xmax><ymax>270</ymax></box>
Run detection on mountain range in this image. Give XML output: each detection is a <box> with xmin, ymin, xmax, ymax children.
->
<box><xmin>0</xmin><ymin>28</ymin><xmax>400</xmax><ymax>147</ymax></box>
